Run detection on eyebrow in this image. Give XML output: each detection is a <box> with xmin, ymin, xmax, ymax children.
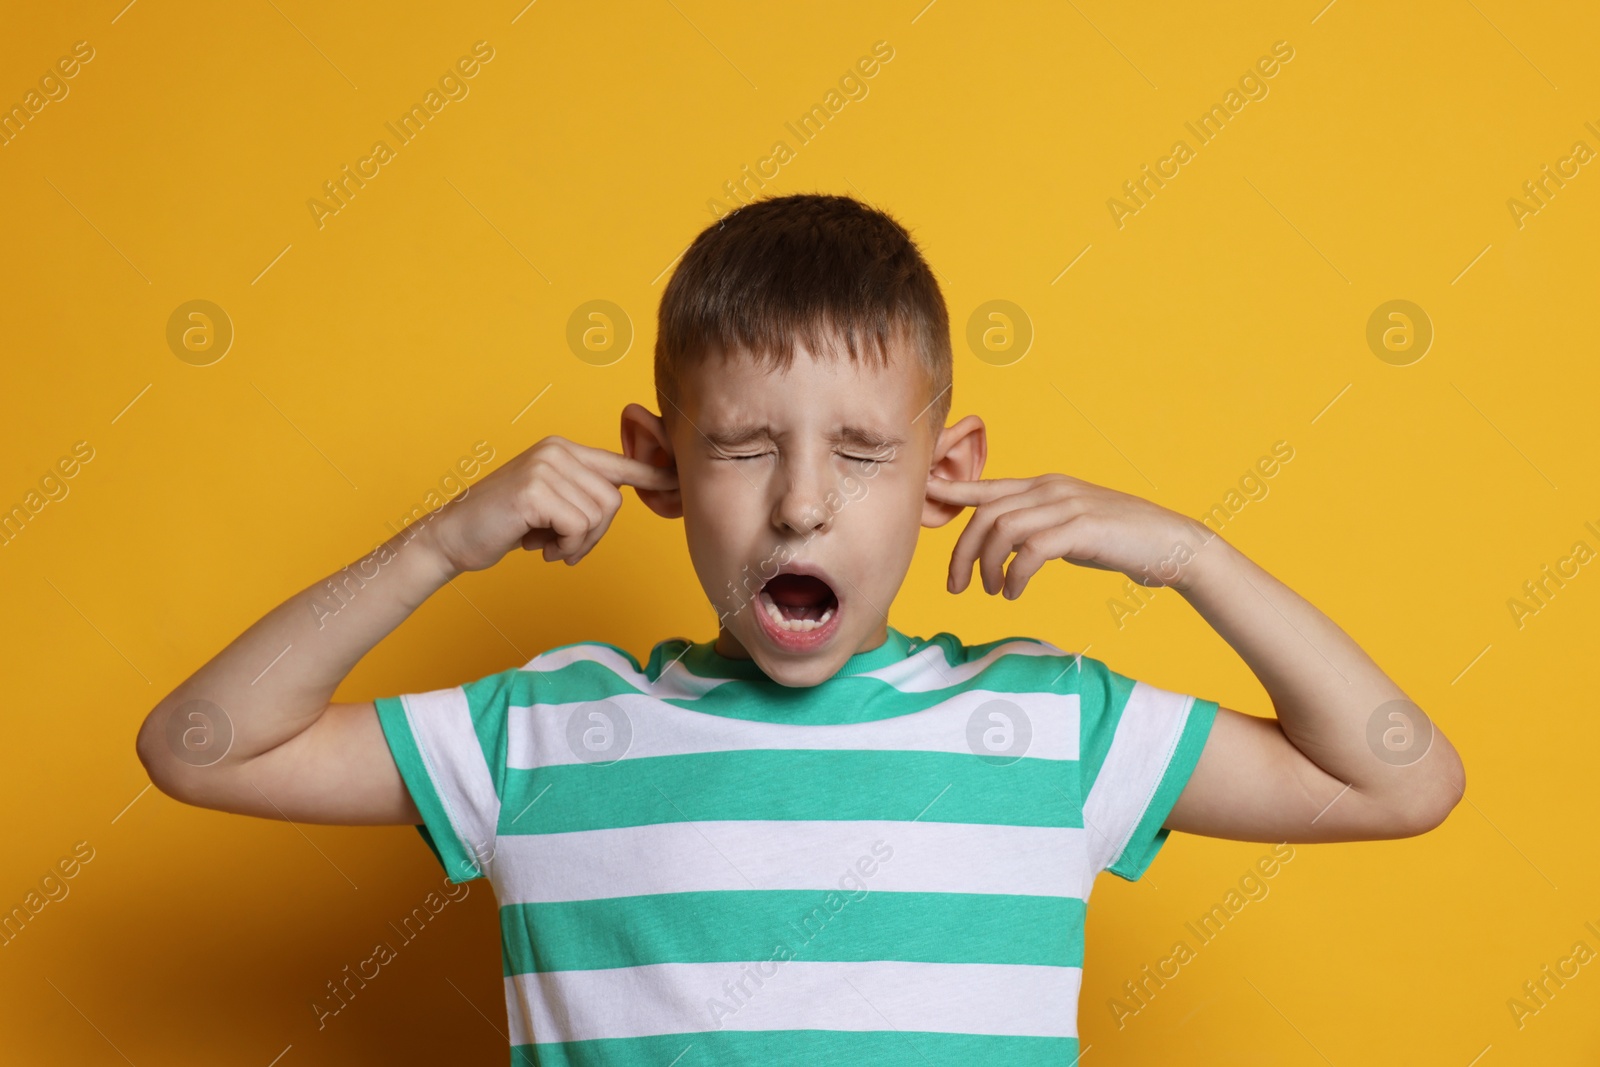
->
<box><xmin>701</xmin><ymin>425</ymin><xmax>904</xmax><ymax>452</ymax></box>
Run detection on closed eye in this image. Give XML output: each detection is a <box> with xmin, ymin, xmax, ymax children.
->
<box><xmin>716</xmin><ymin>450</ymin><xmax>888</xmax><ymax>463</ymax></box>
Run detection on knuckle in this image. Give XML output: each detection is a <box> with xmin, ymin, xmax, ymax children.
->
<box><xmin>531</xmin><ymin>435</ymin><xmax>571</xmax><ymax>461</ymax></box>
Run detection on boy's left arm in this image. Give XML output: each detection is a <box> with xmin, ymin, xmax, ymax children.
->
<box><xmin>929</xmin><ymin>472</ymin><xmax>1466</xmax><ymax>843</ymax></box>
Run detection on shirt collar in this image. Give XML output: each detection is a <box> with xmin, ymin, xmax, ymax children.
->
<box><xmin>678</xmin><ymin>627</ymin><xmax>913</xmax><ymax>683</ymax></box>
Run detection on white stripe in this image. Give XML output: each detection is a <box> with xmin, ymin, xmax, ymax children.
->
<box><xmin>401</xmin><ymin>687</ymin><xmax>502</xmax><ymax>877</ymax></box>
<box><xmin>506</xmin><ymin>689</ymin><xmax>1079</xmax><ymax>769</ymax></box>
<box><xmin>857</xmin><ymin>639</ymin><xmax>1065</xmax><ymax>692</ymax></box>
<box><xmin>523</xmin><ymin>642</ymin><xmax>732</xmax><ymax>700</ymax></box>
<box><xmin>504</xmin><ymin>960</ymin><xmax>1081</xmax><ymax>1044</ymax></box>
<box><xmin>492</xmin><ymin>820</ymin><xmax>1093</xmax><ymax>904</ymax></box>
<box><xmin>1082</xmin><ymin>680</ymin><xmax>1194</xmax><ymax>873</ymax></box>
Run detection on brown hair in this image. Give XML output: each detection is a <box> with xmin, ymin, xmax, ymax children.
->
<box><xmin>654</xmin><ymin>193</ymin><xmax>952</xmax><ymax>427</ymax></box>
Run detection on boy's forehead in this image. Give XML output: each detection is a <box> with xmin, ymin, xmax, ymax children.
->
<box><xmin>680</xmin><ymin>337</ymin><xmax>933</xmax><ymax>428</ymax></box>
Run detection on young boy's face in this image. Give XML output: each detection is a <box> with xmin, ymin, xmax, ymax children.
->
<box><xmin>624</xmin><ymin>333</ymin><xmax>984</xmax><ymax>687</ymax></box>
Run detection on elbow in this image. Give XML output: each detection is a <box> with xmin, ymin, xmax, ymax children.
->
<box><xmin>1392</xmin><ymin>738</ymin><xmax>1467</xmax><ymax>837</ymax></box>
<box><xmin>135</xmin><ymin>704</ymin><xmax>197</xmax><ymax>806</ymax></box>
<box><xmin>137</xmin><ymin>697</ymin><xmax>250</xmax><ymax>809</ymax></box>
<box><xmin>135</xmin><ymin>708</ymin><xmax>175</xmax><ymax>798</ymax></box>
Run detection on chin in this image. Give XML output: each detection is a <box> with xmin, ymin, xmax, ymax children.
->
<box><xmin>722</xmin><ymin>562</ymin><xmax>871</xmax><ymax>686</ymax></box>
<box><xmin>749</xmin><ymin>646</ymin><xmax>853</xmax><ymax>688</ymax></box>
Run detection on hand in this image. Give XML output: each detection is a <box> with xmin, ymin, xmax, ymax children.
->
<box><xmin>925</xmin><ymin>473</ymin><xmax>1220</xmax><ymax>599</ymax></box>
<box><xmin>428</xmin><ymin>436</ymin><xmax>677</xmax><ymax>576</ymax></box>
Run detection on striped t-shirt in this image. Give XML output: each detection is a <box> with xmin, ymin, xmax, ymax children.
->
<box><xmin>374</xmin><ymin>626</ymin><xmax>1218</xmax><ymax>1066</ymax></box>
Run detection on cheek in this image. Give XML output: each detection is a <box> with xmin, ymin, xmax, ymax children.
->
<box><xmin>685</xmin><ymin>469</ymin><xmax>757</xmax><ymax>523</ymax></box>
<box><xmin>834</xmin><ymin>475</ymin><xmax>924</xmax><ymax>564</ymax></box>
<box><xmin>681</xmin><ymin>474</ymin><xmax>767</xmax><ymax>561</ymax></box>
<box><xmin>844</xmin><ymin>470</ymin><xmax>924</xmax><ymax>522</ymax></box>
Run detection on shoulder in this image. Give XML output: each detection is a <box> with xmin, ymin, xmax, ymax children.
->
<box><xmin>520</xmin><ymin>638</ymin><xmax>650</xmax><ymax>676</ymax></box>
<box><xmin>509</xmin><ymin>637</ymin><xmax>727</xmax><ymax>699</ymax></box>
<box><xmin>897</xmin><ymin>631</ymin><xmax>1114</xmax><ymax>692</ymax></box>
<box><xmin>454</xmin><ymin>640</ymin><xmax>657</xmax><ymax>708</ymax></box>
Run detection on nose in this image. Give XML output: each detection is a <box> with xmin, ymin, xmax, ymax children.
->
<box><xmin>770</xmin><ymin>457</ymin><xmax>833</xmax><ymax>537</ymax></box>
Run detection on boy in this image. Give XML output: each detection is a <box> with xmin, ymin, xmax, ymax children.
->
<box><xmin>137</xmin><ymin>193</ymin><xmax>1464</xmax><ymax>1065</ymax></box>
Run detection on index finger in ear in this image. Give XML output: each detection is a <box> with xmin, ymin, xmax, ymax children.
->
<box><xmin>924</xmin><ymin>476</ymin><xmax>1033</xmax><ymax>507</ymax></box>
<box><xmin>613</xmin><ymin>457</ymin><xmax>679</xmax><ymax>491</ymax></box>
<box><xmin>569</xmin><ymin>443</ymin><xmax>679</xmax><ymax>490</ymax></box>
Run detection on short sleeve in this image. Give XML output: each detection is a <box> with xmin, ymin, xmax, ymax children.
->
<box><xmin>1070</xmin><ymin>654</ymin><xmax>1218</xmax><ymax>882</ymax></box>
<box><xmin>374</xmin><ymin>666</ymin><xmax>521</xmax><ymax>884</ymax></box>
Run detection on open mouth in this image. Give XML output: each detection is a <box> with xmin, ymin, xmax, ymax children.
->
<box><xmin>754</xmin><ymin>572</ymin><xmax>842</xmax><ymax>649</ymax></box>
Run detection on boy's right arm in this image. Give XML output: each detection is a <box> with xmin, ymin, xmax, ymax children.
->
<box><xmin>134</xmin><ymin>437</ymin><xmax>676</xmax><ymax>826</ymax></box>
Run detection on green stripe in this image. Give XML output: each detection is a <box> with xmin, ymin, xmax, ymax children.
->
<box><xmin>499</xmin><ymin>652</ymin><xmax>1096</xmax><ymax>725</ymax></box>
<box><xmin>1072</xmin><ymin>658</ymin><xmax>1131</xmax><ymax>807</ymax></box>
<box><xmin>499</xmin><ymin>890</ymin><xmax>1085</xmax><ymax>974</ymax></box>
<box><xmin>509</xmin><ymin>1030</ymin><xmax>1076</xmax><ymax>1067</ymax></box>
<box><xmin>506</xmin><ymin>660</ymin><xmax>651</xmax><ymax>702</ymax></box>
<box><xmin>673</xmin><ymin>655</ymin><xmax>1080</xmax><ymax>721</ymax></box>
<box><xmin>1108</xmin><ymin>695</ymin><xmax>1220</xmax><ymax>881</ymax></box>
<box><xmin>951</xmin><ymin>631</ymin><xmax>1046</xmax><ymax>663</ymax></box>
<box><xmin>461</xmin><ymin>670</ymin><xmax>519</xmax><ymax>802</ymax></box>
<box><xmin>374</xmin><ymin>696</ymin><xmax>482</xmax><ymax>883</ymax></box>
<box><xmin>500</xmin><ymin>750</ymin><xmax>1080</xmax><ymax>834</ymax></box>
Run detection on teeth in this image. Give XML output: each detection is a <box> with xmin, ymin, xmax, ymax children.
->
<box><xmin>757</xmin><ymin>590</ymin><xmax>837</xmax><ymax>634</ymax></box>
<box><xmin>762</xmin><ymin>592</ymin><xmax>783</xmax><ymax>625</ymax></box>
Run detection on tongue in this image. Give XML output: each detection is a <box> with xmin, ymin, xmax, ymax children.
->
<box><xmin>766</xmin><ymin>574</ymin><xmax>834</xmax><ymax>610</ymax></box>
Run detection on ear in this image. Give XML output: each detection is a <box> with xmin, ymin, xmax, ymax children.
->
<box><xmin>923</xmin><ymin>414</ymin><xmax>987</xmax><ymax>528</ymax></box>
<box><xmin>620</xmin><ymin>402</ymin><xmax>682</xmax><ymax>519</ymax></box>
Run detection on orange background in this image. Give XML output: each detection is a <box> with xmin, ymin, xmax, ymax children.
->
<box><xmin>3</xmin><ymin>1</ymin><xmax>1597</xmax><ymax>1062</ymax></box>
